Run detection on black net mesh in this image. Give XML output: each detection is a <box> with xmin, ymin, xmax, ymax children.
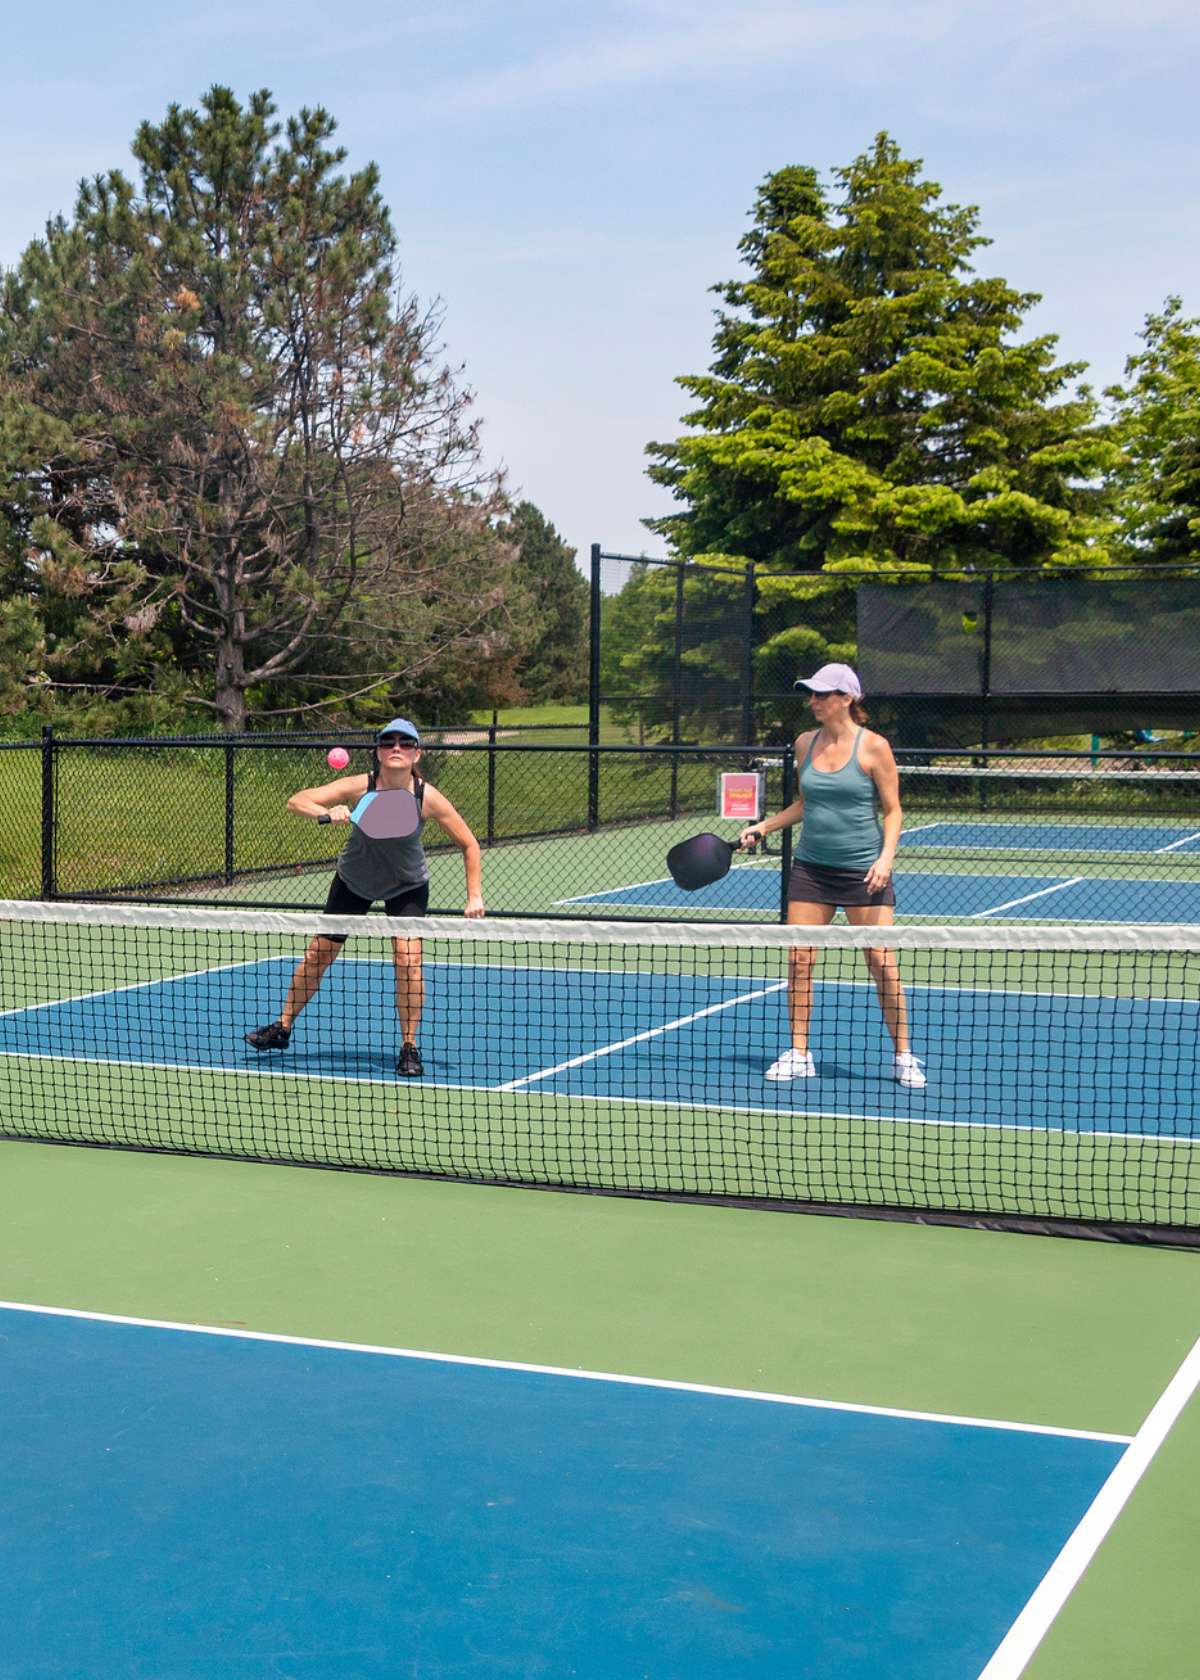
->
<box><xmin>1</xmin><ymin>902</ymin><xmax>1196</xmax><ymax>1239</ymax></box>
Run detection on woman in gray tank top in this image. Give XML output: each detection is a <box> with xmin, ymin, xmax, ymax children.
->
<box><xmin>245</xmin><ymin>717</ymin><xmax>483</xmax><ymax>1078</ymax></box>
<box><xmin>738</xmin><ymin>664</ymin><xmax>926</xmax><ymax>1089</ymax></box>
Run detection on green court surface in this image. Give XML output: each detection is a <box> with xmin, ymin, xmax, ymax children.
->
<box><xmin>131</xmin><ymin>814</ymin><xmax>1200</xmax><ymax>926</ymax></box>
<box><xmin>2</xmin><ymin>1139</ymin><xmax>1197</xmax><ymax>1678</ymax></box>
<box><xmin>184</xmin><ymin>812</ymin><xmax>761</xmax><ymax>916</ymax></box>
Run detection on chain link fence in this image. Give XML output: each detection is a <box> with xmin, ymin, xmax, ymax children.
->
<box><xmin>3</xmin><ymin>730</ymin><xmax>1200</xmax><ymax>926</ymax></box>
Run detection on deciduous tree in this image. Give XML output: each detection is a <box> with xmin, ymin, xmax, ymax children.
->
<box><xmin>0</xmin><ymin>87</ymin><xmax>521</xmax><ymax>731</ymax></box>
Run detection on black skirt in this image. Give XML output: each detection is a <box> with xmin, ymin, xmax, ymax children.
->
<box><xmin>786</xmin><ymin>858</ymin><xmax>896</xmax><ymax>909</ymax></box>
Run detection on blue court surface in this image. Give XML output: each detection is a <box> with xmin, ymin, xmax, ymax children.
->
<box><xmin>561</xmin><ymin>860</ymin><xmax>1200</xmax><ymax>923</ymax></box>
<box><xmin>1</xmin><ymin>954</ymin><xmax>1195</xmax><ymax>1135</ymax></box>
<box><xmin>901</xmin><ymin>818</ymin><xmax>1200</xmax><ymax>855</ymax></box>
<box><xmin>0</xmin><ymin>1303</ymin><xmax>1129</xmax><ymax>1680</ymax></box>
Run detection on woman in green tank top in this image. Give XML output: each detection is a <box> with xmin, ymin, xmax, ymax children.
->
<box><xmin>738</xmin><ymin>663</ymin><xmax>926</xmax><ymax>1089</ymax></box>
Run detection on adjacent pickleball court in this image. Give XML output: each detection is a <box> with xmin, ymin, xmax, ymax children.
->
<box><xmin>560</xmin><ymin>857</ymin><xmax>1200</xmax><ymax>923</ymax></box>
<box><xmin>546</xmin><ymin>806</ymin><xmax>1200</xmax><ymax>922</ymax></box>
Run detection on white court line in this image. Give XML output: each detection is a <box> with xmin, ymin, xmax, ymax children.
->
<box><xmin>973</xmin><ymin>879</ymin><xmax>1087</xmax><ymax>917</ymax></box>
<box><xmin>0</xmin><ymin>955</ymin><xmax>268</xmax><ymax>1019</ymax></box>
<box><xmin>499</xmin><ymin>981</ymin><xmax>787</xmax><ymax>1090</ymax></box>
<box><xmin>553</xmin><ymin>856</ymin><xmax>774</xmax><ymax>908</ymax></box>
<box><xmin>976</xmin><ymin>1333</ymin><xmax>1200</xmax><ymax>1680</ymax></box>
<box><xmin>2</xmin><ymin>1047</ymin><xmax>1194</xmax><ymax>1146</ymax></box>
<box><xmin>6</xmin><ymin>961</ymin><xmax>1196</xmax><ymax>1022</ymax></box>
<box><xmin>1155</xmin><ymin>829</ymin><xmax>1200</xmax><ymax>854</ymax></box>
<box><xmin>898</xmin><ymin>821</ymin><xmax>949</xmax><ymax>839</ymax></box>
<box><xmin>0</xmin><ymin>1299</ymin><xmax>1133</xmax><ymax>1445</ymax></box>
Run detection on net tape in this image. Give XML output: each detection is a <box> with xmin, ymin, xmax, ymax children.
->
<box><xmin>8</xmin><ymin>898</ymin><xmax>1200</xmax><ymax>951</ymax></box>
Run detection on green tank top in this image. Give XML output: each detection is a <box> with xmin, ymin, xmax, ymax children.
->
<box><xmin>796</xmin><ymin>728</ymin><xmax>883</xmax><ymax>870</ymax></box>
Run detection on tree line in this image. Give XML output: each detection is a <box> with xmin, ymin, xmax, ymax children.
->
<box><xmin>1</xmin><ymin>100</ymin><xmax>1195</xmax><ymax>737</ymax></box>
<box><xmin>0</xmin><ymin>88</ymin><xmax>587</xmax><ymax>734</ymax></box>
<box><xmin>606</xmin><ymin>134</ymin><xmax>1199</xmax><ymax>737</ymax></box>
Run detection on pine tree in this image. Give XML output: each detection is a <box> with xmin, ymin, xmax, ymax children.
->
<box><xmin>647</xmin><ymin>135</ymin><xmax>1117</xmax><ymax>575</ymax></box>
<box><xmin>624</xmin><ymin>136</ymin><xmax>1123</xmax><ymax>739</ymax></box>
<box><xmin>0</xmin><ymin>87</ymin><xmax>520</xmax><ymax>731</ymax></box>
<box><xmin>1107</xmin><ymin>298</ymin><xmax>1200</xmax><ymax>564</ymax></box>
<box><xmin>506</xmin><ymin>502</ymin><xmax>588</xmax><ymax>702</ymax></box>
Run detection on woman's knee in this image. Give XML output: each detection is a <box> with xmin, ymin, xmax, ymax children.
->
<box><xmin>392</xmin><ymin>940</ymin><xmax>422</xmax><ymax>975</ymax></box>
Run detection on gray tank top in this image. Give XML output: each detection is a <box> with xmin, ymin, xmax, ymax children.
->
<box><xmin>796</xmin><ymin>728</ymin><xmax>883</xmax><ymax>870</ymax></box>
<box><xmin>336</xmin><ymin>775</ymin><xmax>429</xmax><ymax>899</ymax></box>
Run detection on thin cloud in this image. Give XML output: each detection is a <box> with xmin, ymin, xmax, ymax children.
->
<box><xmin>427</xmin><ymin>0</ymin><xmax>1198</xmax><ymax>115</ymax></box>
<box><xmin>429</xmin><ymin>5</ymin><xmax>919</xmax><ymax>115</ymax></box>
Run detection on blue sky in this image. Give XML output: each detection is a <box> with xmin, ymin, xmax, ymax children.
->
<box><xmin>1</xmin><ymin>1</ymin><xmax>1196</xmax><ymax>575</ymax></box>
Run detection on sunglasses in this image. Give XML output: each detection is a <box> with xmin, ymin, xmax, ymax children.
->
<box><xmin>378</xmin><ymin>734</ymin><xmax>419</xmax><ymax>749</ymax></box>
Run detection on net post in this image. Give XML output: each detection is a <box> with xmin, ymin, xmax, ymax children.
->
<box><xmin>778</xmin><ymin>741</ymin><xmax>794</xmax><ymax>922</ymax></box>
<box><xmin>741</xmin><ymin>564</ymin><xmax>756</xmax><ymax>746</ymax></box>
<box><xmin>587</xmin><ymin>543</ymin><xmax>602</xmax><ymax>831</ymax></box>
<box><xmin>224</xmin><ymin>739</ymin><xmax>236</xmax><ymax>886</ymax></box>
<box><xmin>979</xmin><ymin>573</ymin><xmax>994</xmax><ymax>810</ymax></box>
<box><xmin>669</xmin><ymin>563</ymin><xmax>684</xmax><ymax>818</ymax></box>
<box><xmin>40</xmin><ymin>723</ymin><xmax>56</xmax><ymax>900</ymax></box>
<box><xmin>486</xmin><ymin>712</ymin><xmax>498</xmax><ymax>847</ymax></box>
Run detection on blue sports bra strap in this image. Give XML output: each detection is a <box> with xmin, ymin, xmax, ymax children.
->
<box><xmin>850</xmin><ymin>726</ymin><xmax>865</xmax><ymax>764</ymax></box>
<box><xmin>799</xmin><ymin>732</ymin><xmax>818</xmax><ymax>769</ymax></box>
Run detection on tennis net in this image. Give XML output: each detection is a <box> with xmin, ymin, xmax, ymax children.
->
<box><xmin>1</xmin><ymin>900</ymin><xmax>1197</xmax><ymax>1241</ymax></box>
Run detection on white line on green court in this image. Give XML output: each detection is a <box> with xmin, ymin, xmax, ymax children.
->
<box><xmin>552</xmin><ymin>856</ymin><xmax>777</xmax><ymax>906</ymax></box>
<box><xmin>0</xmin><ymin>1299</ymin><xmax>1136</xmax><ymax>1444</ymax></box>
<box><xmin>2</xmin><ymin>1045</ymin><xmax>1196</xmax><ymax>1144</ymax></box>
<box><xmin>975</xmin><ymin>1333</ymin><xmax>1200</xmax><ymax>1680</ymax></box>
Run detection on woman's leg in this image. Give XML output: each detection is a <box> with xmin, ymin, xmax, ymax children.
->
<box><xmin>845</xmin><ymin>904</ymin><xmax>909</xmax><ymax>1054</ymax></box>
<box><xmin>391</xmin><ymin>937</ymin><xmax>424</xmax><ymax>1043</ymax></box>
<box><xmin>279</xmin><ymin>936</ymin><xmax>344</xmax><ymax>1030</ymax></box>
<box><xmin>785</xmin><ymin>901</ymin><xmax>834</xmax><ymax>1051</ymax></box>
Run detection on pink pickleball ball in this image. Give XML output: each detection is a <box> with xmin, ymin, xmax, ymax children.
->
<box><xmin>326</xmin><ymin>746</ymin><xmax>350</xmax><ymax>770</ymax></box>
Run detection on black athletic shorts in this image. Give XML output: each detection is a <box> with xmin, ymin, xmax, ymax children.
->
<box><xmin>321</xmin><ymin>873</ymin><xmax>430</xmax><ymax>944</ymax></box>
<box><xmin>787</xmin><ymin>858</ymin><xmax>896</xmax><ymax>910</ymax></box>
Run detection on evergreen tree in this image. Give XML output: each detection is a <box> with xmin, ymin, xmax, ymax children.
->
<box><xmin>1107</xmin><ymin>298</ymin><xmax>1200</xmax><ymax>564</ymax></box>
<box><xmin>629</xmin><ymin>135</ymin><xmax>1121</xmax><ymax>739</ymax></box>
<box><xmin>647</xmin><ymin>135</ymin><xmax>1117</xmax><ymax>576</ymax></box>
<box><xmin>505</xmin><ymin>501</ymin><xmax>588</xmax><ymax>702</ymax></box>
<box><xmin>0</xmin><ymin>87</ymin><xmax>522</xmax><ymax>732</ymax></box>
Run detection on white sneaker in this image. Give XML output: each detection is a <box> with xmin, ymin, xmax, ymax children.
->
<box><xmin>765</xmin><ymin>1048</ymin><xmax>816</xmax><ymax>1081</ymax></box>
<box><xmin>893</xmin><ymin>1051</ymin><xmax>927</xmax><ymax>1089</ymax></box>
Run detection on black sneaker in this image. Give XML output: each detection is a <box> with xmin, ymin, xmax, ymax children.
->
<box><xmin>396</xmin><ymin>1041</ymin><xmax>424</xmax><ymax>1077</ymax></box>
<box><xmin>246</xmin><ymin>1021</ymin><xmax>291</xmax><ymax>1050</ymax></box>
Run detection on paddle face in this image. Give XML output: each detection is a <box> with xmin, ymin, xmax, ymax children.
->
<box><xmin>666</xmin><ymin>833</ymin><xmax>736</xmax><ymax>891</ymax></box>
<box><xmin>349</xmin><ymin>788</ymin><xmax>420</xmax><ymax>839</ymax></box>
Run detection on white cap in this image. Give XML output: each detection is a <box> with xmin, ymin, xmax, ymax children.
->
<box><xmin>794</xmin><ymin>662</ymin><xmax>863</xmax><ymax>698</ymax></box>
